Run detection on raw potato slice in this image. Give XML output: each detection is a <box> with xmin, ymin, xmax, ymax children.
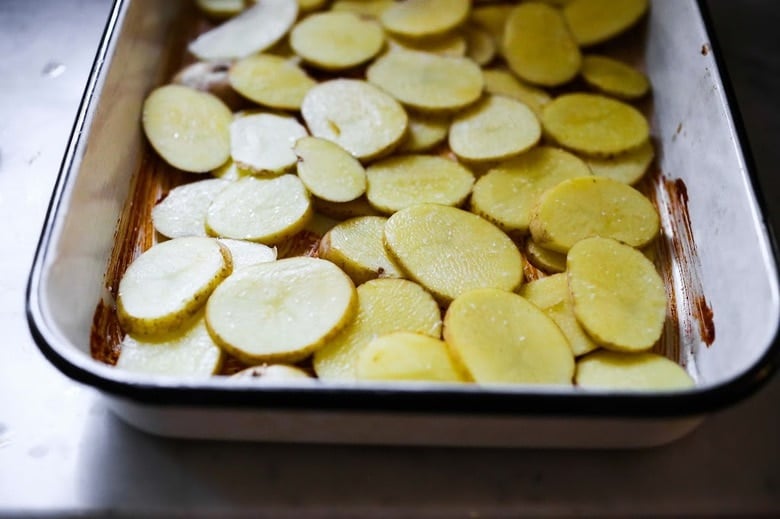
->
<box><xmin>313</xmin><ymin>278</ymin><xmax>442</xmax><ymax>381</ymax></box>
<box><xmin>380</xmin><ymin>0</ymin><xmax>470</xmax><ymax>39</ymax></box>
<box><xmin>301</xmin><ymin>79</ymin><xmax>408</xmax><ymax>161</ymax></box>
<box><xmin>520</xmin><ymin>274</ymin><xmax>599</xmax><ymax>357</ymax></box>
<box><xmin>541</xmin><ymin>93</ymin><xmax>649</xmax><ymax>156</ymax></box>
<box><xmin>188</xmin><ymin>0</ymin><xmax>298</xmax><ymax>60</ymax></box>
<box><xmin>318</xmin><ymin>216</ymin><xmax>404</xmax><ymax>285</ymax></box>
<box><xmin>389</xmin><ymin>32</ymin><xmax>467</xmax><ymax>58</ymax></box>
<box><xmin>503</xmin><ymin>3</ymin><xmax>581</xmax><ymax>87</ymax></box>
<box><xmin>470</xmin><ymin>4</ymin><xmax>514</xmax><ymax>46</ymax></box>
<box><xmin>231</xmin><ymin>364</ymin><xmax>312</xmax><ymax>380</ymax></box>
<box><xmin>331</xmin><ymin>0</ymin><xmax>393</xmax><ymax>19</ymax></box>
<box><xmin>482</xmin><ymin>68</ymin><xmax>551</xmax><ymax>117</ymax></box>
<box><xmin>399</xmin><ymin>112</ymin><xmax>451</xmax><ymax>152</ymax></box>
<box><xmin>529</xmin><ymin>176</ymin><xmax>659</xmax><ymax>253</ymax></box>
<box><xmin>464</xmin><ymin>24</ymin><xmax>496</xmax><ymax>66</ymax></box>
<box><xmin>152</xmin><ymin>179</ymin><xmax>231</xmax><ymax>238</ymax></box>
<box><xmin>443</xmin><ymin>288</ymin><xmax>574</xmax><ymax>384</ymax></box>
<box><xmin>367</xmin><ymin>49</ymin><xmax>483</xmax><ymax>112</ymax></box>
<box><xmin>356</xmin><ymin>332</ymin><xmax>467</xmax><ymax>383</ymax></box>
<box><xmin>581</xmin><ymin>55</ymin><xmax>650</xmax><ymax>100</ymax></box>
<box><xmin>564</xmin><ymin>0</ymin><xmax>649</xmax><ymax>47</ymax></box>
<box><xmin>206</xmin><ymin>257</ymin><xmax>357</xmax><ymax>363</ymax></box>
<box><xmin>294</xmin><ymin>137</ymin><xmax>367</xmax><ymax>203</ymax></box>
<box><xmin>587</xmin><ymin>139</ymin><xmax>655</xmax><ymax>185</ymax></box>
<box><xmin>217</xmin><ymin>239</ymin><xmax>276</xmax><ymax>269</ymax></box>
<box><xmin>525</xmin><ymin>238</ymin><xmax>567</xmax><ymax>274</ymax></box>
<box><xmin>567</xmin><ymin>237</ymin><xmax>666</xmax><ymax>352</ymax></box>
<box><xmin>117</xmin><ymin>237</ymin><xmax>232</xmax><ymax>337</ymax></box>
<box><xmin>291</xmin><ymin>11</ymin><xmax>385</xmax><ymax>70</ymax></box>
<box><xmin>449</xmin><ymin>96</ymin><xmax>541</xmax><ymax>162</ymax></box>
<box><xmin>384</xmin><ymin>204</ymin><xmax>524</xmax><ymax>304</ymax></box>
<box><xmin>470</xmin><ymin>146</ymin><xmax>590</xmax><ymax>235</ymax></box>
<box><xmin>211</xmin><ymin>159</ymin><xmax>252</xmax><ymax>181</ymax></box>
<box><xmin>297</xmin><ymin>0</ymin><xmax>327</xmax><ymax>13</ymax></box>
<box><xmin>230</xmin><ymin>113</ymin><xmax>308</xmax><ymax>174</ymax></box>
<box><xmin>229</xmin><ymin>54</ymin><xmax>316</xmax><ymax>110</ymax></box>
<box><xmin>172</xmin><ymin>60</ymin><xmax>245</xmax><ymax>111</ymax></box>
<box><xmin>206</xmin><ymin>175</ymin><xmax>311</xmax><ymax>244</ymax></box>
<box><xmin>313</xmin><ymin>196</ymin><xmax>382</xmax><ymax>220</ymax></box>
<box><xmin>366</xmin><ymin>155</ymin><xmax>475</xmax><ymax>214</ymax></box>
<box><xmin>576</xmin><ymin>350</ymin><xmax>694</xmax><ymax>391</ymax></box>
<box><xmin>142</xmin><ymin>85</ymin><xmax>232</xmax><ymax>173</ymax></box>
<box><xmin>116</xmin><ymin>315</ymin><xmax>223</xmax><ymax>377</ymax></box>
<box><xmin>195</xmin><ymin>0</ymin><xmax>246</xmax><ymax>20</ymax></box>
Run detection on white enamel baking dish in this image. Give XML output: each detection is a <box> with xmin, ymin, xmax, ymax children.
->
<box><xmin>27</xmin><ymin>0</ymin><xmax>780</xmax><ymax>447</ymax></box>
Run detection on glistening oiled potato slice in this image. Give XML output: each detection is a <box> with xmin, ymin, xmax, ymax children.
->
<box><xmin>117</xmin><ymin>237</ymin><xmax>232</xmax><ymax>337</ymax></box>
<box><xmin>217</xmin><ymin>239</ymin><xmax>277</xmax><ymax>269</ymax></box>
<box><xmin>482</xmin><ymin>68</ymin><xmax>551</xmax><ymax>117</ymax></box>
<box><xmin>152</xmin><ymin>179</ymin><xmax>231</xmax><ymax>238</ymax></box>
<box><xmin>399</xmin><ymin>111</ymin><xmax>451</xmax><ymax>152</ymax></box>
<box><xmin>567</xmin><ymin>237</ymin><xmax>666</xmax><ymax>352</ymax></box>
<box><xmin>313</xmin><ymin>278</ymin><xmax>442</xmax><ymax>381</ymax></box>
<box><xmin>563</xmin><ymin>0</ymin><xmax>649</xmax><ymax>47</ymax></box>
<box><xmin>229</xmin><ymin>54</ymin><xmax>316</xmax><ymax>110</ymax></box>
<box><xmin>384</xmin><ymin>204</ymin><xmax>524</xmax><ymax>304</ymax></box>
<box><xmin>576</xmin><ymin>350</ymin><xmax>694</xmax><ymax>391</ymax></box>
<box><xmin>581</xmin><ymin>55</ymin><xmax>650</xmax><ymax>100</ymax></box>
<box><xmin>586</xmin><ymin>139</ymin><xmax>655</xmax><ymax>185</ymax></box>
<box><xmin>294</xmin><ymin>136</ymin><xmax>366</xmax><ymax>203</ymax></box>
<box><xmin>230</xmin><ymin>113</ymin><xmax>308</xmax><ymax>174</ymax></box>
<box><xmin>301</xmin><ymin>79</ymin><xmax>408</xmax><ymax>161</ymax></box>
<box><xmin>380</xmin><ymin>0</ymin><xmax>469</xmax><ymax>39</ymax></box>
<box><xmin>443</xmin><ymin>288</ymin><xmax>574</xmax><ymax>385</ymax></box>
<box><xmin>206</xmin><ymin>257</ymin><xmax>357</xmax><ymax>364</ymax></box>
<box><xmin>529</xmin><ymin>176</ymin><xmax>659</xmax><ymax>253</ymax></box>
<box><xmin>142</xmin><ymin>85</ymin><xmax>232</xmax><ymax>173</ymax></box>
<box><xmin>291</xmin><ymin>11</ymin><xmax>384</xmax><ymax>70</ymax></box>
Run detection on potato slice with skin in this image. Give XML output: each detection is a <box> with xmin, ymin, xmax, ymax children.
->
<box><xmin>331</xmin><ymin>0</ymin><xmax>393</xmax><ymax>19</ymax></box>
<box><xmin>206</xmin><ymin>257</ymin><xmax>357</xmax><ymax>364</ymax></box>
<box><xmin>291</xmin><ymin>11</ymin><xmax>385</xmax><ymax>70</ymax></box>
<box><xmin>380</xmin><ymin>0</ymin><xmax>470</xmax><ymax>39</ymax></box>
<box><xmin>586</xmin><ymin>139</ymin><xmax>655</xmax><ymax>185</ymax></box>
<box><xmin>399</xmin><ymin>111</ymin><xmax>451</xmax><ymax>152</ymax></box>
<box><xmin>564</xmin><ymin>0</ymin><xmax>649</xmax><ymax>47</ymax></box>
<box><xmin>211</xmin><ymin>159</ymin><xmax>252</xmax><ymax>181</ymax></box>
<box><xmin>231</xmin><ymin>364</ymin><xmax>312</xmax><ymax>380</ymax></box>
<box><xmin>581</xmin><ymin>55</ymin><xmax>650</xmax><ymax>100</ymax></box>
<box><xmin>228</xmin><ymin>54</ymin><xmax>316</xmax><ymax>110</ymax></box>
<box><xmin>567</xmin><ymin>237</ymin><xmax>666</xmax><ymax>352</ymax></box>
<box><xmin>529</xmin><ymin>176</ymin><xmax>659</xmax><ymax>253</ymax></box>
<box><xmin>470</xmin><ymin>146</ymin><xmax>590</xmax><ymax>235</ymax></box>
<box><xmin>541</xmin><ymin>93</ymin><xmax>649</xmax><ymax>157</ymax></box>
<box><xmin>301</xmin><ymin>79</ymin><xmax>408</xmax><ymax>161</ymax></box>
<box><xmin>152</xmin><ymin>179</ymin><xmax>231</xmax><ymax>238</ymax></box>
<box><xmin>463</xmin><ymin>24</ymin><xmax>496</xmax><ymax>66</ymax></box>
<box><xmin>444</xmin><ymin>288</ymin><xmax>574</xmax><ymax>385</ymax></box>
<box><xmin>367</xmin><ymin>48</ymin><xmax>483</xmax><ymax>112</ymax></box>
<box><xmin>294</xmin><ymin>136</ymin><xmax>367</xmax><ymax>203</ymax></box>
<box><xmin>449</xmin><ymin>95</ymin><xmax>541</xmax><ymax>163</ymax></box>
<box><xmin>356</xmin><ymin>332</ymin><xmax>467</xmax><ymax>383</ymax></box>
<box><xmin>206</xmin><ymin>175</ymin><xmax>312</xmax><ymax>244</ymax></box>
<box><xmin>313</xmin><ymin>195</ymin><xmax>382</xmax><ymax>220</ymax></box>
<box><xmin>230</xmin><ymin>113</ymin><xmax>308</xmax><ymax>174</ymax></box>
<box><xmin>503</xmin><ymin>3</ymin><xmax>581</xmax><ymax>87</ymax></box>
<box><xmin>195</xmin><ymin>0</ymin><xmax>246</xmax><ymax>20</ymax></box>
<box><xmin>217</xmin><ymin>239</ymin><xmax>277</xmax><ymax>269</ymax></box>
<box><xmin>525</xmin><ymin>238</ymin><xmax>567</xmax><ymax>274</ymax></box>
<box><xmin>388</xmin><ymin>32</ymin><xmax>467</xmax><ymax>58</ymax></box>
<box><xmin>318</xmin><ymin>216</ymin><xmax>404</xmax><ymax>286</ymax></box>
<box><xmin>366</xmin><ymin>155</ymin><xmax>475</xmax><ymax>214</ymax></box>
<box><xmin>576</xmin><ymin>350</ymin><xmax>694</xmax><ymax>391</ymax></box>
<box><xmin>172</xmin><ymin>60</ymin><xmax>245</xmax><ymax>111</ymax></box>
<box><xmin>470</xmin><ymin>4</ymin><xmax>514</xmax><ymax>47</ymax></box>
<box><xmin>142</xmin><ymin>85</ymin><xmax>232</xmax><ymax>173</ymax></box>
<box><xmin>313</xmin><ymin>278</ymin><xmax>442</xmax><ymax>381</ymax></box>
<box><xmin>117</xmin><ymin>237</ymin><xmax>232</xmax><ymax>338</ymax></box>
<box><xmin>384</xmin><ymin>204</ymin><xmax>524</xmax><ymax>304</ymax></box>
<box><xmin>482</xmin><ymin>68</ymin><xmax>551</xmax><ymax>118</ymax></box>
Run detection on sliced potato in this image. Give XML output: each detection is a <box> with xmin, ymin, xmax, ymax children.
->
<box><xmin>228</xmin><ymin>54</ymin><xmax>316</xmax><ymax>110</ymax></box>
<box><xmin>206</xmin><ymin>174</ymin><xmax>312</xmax><ymax>244</ymax></box>
<box><xmin>380</xmin><ymin>0</ymin><xmax>470</xmax><ymax>39</ymax></box>
<box><xmin>367</xmin><ymin>48</ymin><xmax>483</xmax><ymax>112</ymax></box>
<box><xmin>503</xmin><ymin>3</ymin><xmax>581</xmax><ymax>87</ymax></box>
<box><xmin>231</xmin><ymin>364</ymin><xmax>312</xmax><ymax>380</ymax></box>
<box><xmin>563</xmin><ymin>0</ymin><xmax>649</xmax><ymax>47</ymax></box>
<box><xmin>152</xmin><ymin>179</ymin><xmax>231</xmax><ymax>238</ymax></box>
<box><xmin>567</xmin><ymin>237</ymin><xmax>666</xmax><ymax>352</ymax></box>
<box><xmin>586</xmin><ymin>138</ymin><xmax>655</xmax><ymax>185</ymax></box>
<box><xmin>142</xmin><ymin>85</ymin><xmax>232</xmax><ymax>173</ymax></box>
<box><xmin>312</xmin><ymin>195</ymin><xmax>382</xmax><ymax>220</ymax></box>
<box><xmin>195</xmin><ymin>0</ymin><xmax>246</xmax><ymax>20</ymax></box>
<box><xmin>463</xmin><ymin>24</ymin><xmax>496</xmax><ymax>66</ymax></box>
<box><xmin>294</xmin><ymin>136</ymin><xmax>367</xmax><ymax>203</ymax></box>
<box><xmin>217</xmin><ymin>239</ymin><xmax>277</xmax><ymax>269</ymax></box>
<box><xmin>291</xmin><ymin>11</ymin><xmax>385</xmax><ymax>70</ymax></box>
<box><xmin>576</xmin><ymin>350</ymin><xmax>694</xmax><ymax>391</ymax></box>
<box><xmin>399</xmin><ymin>111</ymin><xmax>451</xmax><ymax>152</ymax></box>
<box><xmin>331</xmin><ymin>0</ymin><xmax>393</xmax><ymax>19</ymax></box>
<box><xmin>388</xmin><ymin>32</ymin><xmax>467</xmax><ymax>58</ymax></box>
<box><xmin>211</xmin><ymin>159</ymin><xmax>252</xmax><ymax>181</ymax></box>
<box><xmin>117</xmin><ymin>237</ymin><xmax>232</xmax><ymax>337</ymax></box>
<box><xmin>356</xmin><ymin>332</ymin><xmax>467</xmax><ymax>383</ymax></box>
<box><xmin>318</xmin><ymin>216</ymin><xmax>404</xmax><ymax>286</ymax></box>
<box><xmin>529</xmin><ymin>176</ymin><xmax>659</xmax><ymax>253</ymax></box>
<box><xmin>470</xmin><ymin>146</ymin><xmax>590</xmax><ymax>235</ymax></box>
<box><xmin>443</xmin><ymin>288</ymin><xmax>574</xmax><ymax>385</ymax></box>
<box><xmin>481</xmin><ymin>68</ymin><xmax>551</xmax><ymax>118</ymax></box>
<box><xmin>581</xmin><ymin>55</ymin><xmax>650</xmax><ymax>100</ymax></box>
<box><xmin>541</xmin><ymin>93</ymin><xmax>649</xmax><ymax>156</ymax></box>
<box><xmin>297</xmin><ymin>0</ymin><xmax>327</xmax><ymax>13</ymax></box>
<box><xmin>366</xmin><ymin>154</ymin><xmax>475</xmax><ymax>214</ymax></box>
<box><xmin>172</xmin><ymin>60</ymin><xmax>245</xmax><ymax>111</ymax></box>
<box><xmin>524</xmin><ymin>238</ymin><xmax>567</xmax><ymax>274</ymax></box>
<box><xmin>470</xmin><ymin>4</ymin><xmax>514</xmax><ymax>46</ymax></box>
<box><xmin>313</xmin><ymin>278</ymin><xmax>442</xmax><ymax>381</ymax></box>
<box><xmin>449</xmin><ymin>95</ymin><xmax>541</xmax><ymax>162</ymax></box>
<box><xmin>301</xmin><ymin>79</ymin><xmax>408</xmax><ymax>161</ymax></box>
<box><xmin>384</xmin><ymin>204</ymin><xmax>524</xmax><ymax>304</ymax></box>
<box><xmin>230</xmin><ymin>113</ymin><xmax>308</xmax><ymax>174</ymax></box>
<box><xmin>207</xmin><ymin>257</ymin><xmax>356</xmax><ymax>364</ymax></box>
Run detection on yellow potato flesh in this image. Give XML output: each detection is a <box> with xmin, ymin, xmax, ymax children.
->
<box><xmin>313</xmin><ymin>195</ymin><xmax>382</xmax><ymax>220</ymax></box>
<box><xmin>482</xmin><ymin>68</ymin><xmax>552</xmax><ymax>117</ymax></box>
<box><xmin>470</xmin><ymin>4</ymin><xmax>514</xmax><ymax>47</ymax></box>
<box><xmin>463</xmin><ymin>24</ymin><xmax>496</xmax><ymax>66</ymax></box>
<box><xmin>152</xmin><ymin>179</ymin><xmax>230</xmax><ymax>239</ymax></box>
<box><xmin>581</xmin><ymin>55</ymin><xmax>650</xmax><ymax>100</ymax></box>
<box><xmin>524</xmin><ymin>238</ymin><xmax>567</xmax><ymax>274</ymax></box>
<box><xmin>229</xmin><ymin>113</ymin><xmax>308</xmax><ymax>174</ymax></box>
<box><xmin>399</xmin><ymin>111</ymin><xmax>451</xmax><ymax>152</ymax></box>
<box><xmin>380</xmin><ymin>0</ymin><xmax>469</xmax><ymax>39</ymax></box>
<box><xmin>217</xmin><ymin>239</ymin><xmax>277</xmax><ymax>270</ymax></box>
<box><xmin>576</xmin><ymin>350</ymin><xmax>694</xmax><ymax>391</ymax></box>
<box><xmin>389</xmin><ymin>32</ymin><xmax>467</xmax><ymax>58</ymax></box>
<box><xmin>291</xmin><ymin>11</ymin><xmax>385</xmax><ymax>70</ymax></box>
<box><xmin>586</xmin><ymin>139</ymin><xmax>655</xmax><ymax>185</ymax></box>
<box><xmin>229</xmin><ymin>54</ymin><xmax>316</xmax><ymax>110</ymax></box>
<box><xmin>564</xmin><ymin>0</ymin><xmax>649</xmax><ymax>47</ymax></box>
<box><xmin>294</xmin><ymin>136</ymin><xmax>367</xmax><ymax>203</ymax></box>
<box><xmin>330</xmin><ymin>0</ymin><xmax>393</xmax><ymax>19</ymax></box>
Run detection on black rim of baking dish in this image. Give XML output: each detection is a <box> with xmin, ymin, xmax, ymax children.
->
<box><xmin>25</xmin><ymin>0</ymin><xmax>780</xmax><ymax>418</ymax></box>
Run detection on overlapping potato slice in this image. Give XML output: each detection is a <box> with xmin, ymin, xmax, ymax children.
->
<box><xmin>380</xmin><ymin>0</ymin><xmax>469</xmax><ymax>39</ymax></box>
<box><xmin>586</xmin><ymin>139</ymin><xmax>655</xmax><ymax>185</ymax></box>
<box><xmin>389</xmin><ymin>32</ymin><xmax>467</xmax><ymax>58</ymax></box>
<box><xmin>291</xmin><ymin>11</ymin><xmax>385</xmax><ymax>70</ymax></box>
<box><xmin>313</xmin><ymin>195</ymin><xmax>382</xmax><ymax>220</ymax></box>
<box><xmin>230</xmin><ymin>113</ymin><xmax>308</xmax><ymax>174</ymax></box>
<box><xmin>313</xmin><ymin>278</ymin><xmax>442</xmax><ymax>381</ymax></box>
<box><xmin>297</xmin><ymin>0</ymin><xmax>327</xmax><ymax>13</ymax></box>
<box><xmin>581</xmin><ymin>55</ymin><xmax>650</xmax><ymax>100</ymax></box>
<box><xmin>399</xmin><ymin>111</ymin><xmax>450</xmax><ymax>152</ymax></box>
<box><xmin>152</xmin><ymin>179</ymin><xmax>231</xmax><ymax>238</ymax></box>
<box><xmin>463</xmin><ymin>24</ymin><xmax>496</xmax><ymax>66</ymax></box>
<box><xmin>470</xmin><ymin>146</ymin><xmax>590</xmax><ymax>235</ymax></box>
<box><xmin>231</xmin><ymin>364</ymin><xmax>312</xmax><ymax>380</ymax></box>
<box><xmin>142</xmin><ymin>85</ymin><xmax>232</xmax><ymax>173</ymax></box>
<box><xmin>217</xmin><ymin>239</ymin><xmax>277</xmax><ymax>269</ymax></box>
<box><xmin>384</xmin><ymin>204</ymin><xmax>524</xmax><ymax>304</ymax></box>
<box><xmin>301</xmin><ymin>79</ymin><xmax>408</xmax><ymax>161</ymax></box>
<box><xmin>366</xmin><ymin>155</ymin><xmax>475</xmax><ymax>214</ymax></box>
<box><xmin>563</xmin><ymin>0</ymin><xmax>649</xmax><ymax>47</ymax></box>
<box><xmin>367</xmin><ymin>48</ymin><xmax>483</xmax><ymax>112</ymax></box>
<box><xmin>294</xmin><ymin>136</ymin><xmax>367</xmax><ymax>203</ymax></box>
<box><xmin>356</xmin><ymin>332</ymin><xmax>467</xmax><ymax>383</ymax></box>
<box><xmin>576</xmin><ymin>350</ymin><xmax>694</xmax><ymax>391</ymax></box>
<box><xmin>318</xmin><ymin>216</ymin><xmax>403</xmax><ymax>285</ymax></box>
<box><xmin>524</xmin><ymin>238</ymin><xmax>567</xmax><ymax>273</ymax></box>
<box><xmin>529</xmin><ymin>176</ymin><xmax>659</xmax><ymax>252</ymax></box>
<box><xmin>470</xmin><ymin>4</ymin><xmax>514</xmax><ymax>47</ymax></box>
<box><xmin>567</xmin><ymin>237</ymin><xmax>666</xmax><ymax>352</ymax></box>
<box><xmin>195</xmin><ymin>0</ymin><xmax>246</xmax><ymax>20</ymax></box>
<box><xmin>331</xmin><ymin>0</ymin><xmax>393</xmax><ymax>18</ymax></box>
<box><xmin>228</xmin><ymin>54</ymin><xmax>316</xmax><ymax>110</ymax></box>
<box><xmin>172</xmin><ymin>60</ymin><xmax>245</xmax><ymax>110</ymax></box>
<box><xmin>443</xmin><ymin>288</ymin><xmax>574</xmax><ymax>384</ymax></box>
<box><xmin>541</xmin><ymin>93</ymin><xmax>649</xmax><ymax>156</ymax></box>
<box><xmin>117</xmin><ymin>237</ymin><xmax>232</xmax><ymax>337</ymax></box>
<box><xmin>211</xmin><ymin>159</ymin><xmax>252</xmax><ymax>181</ymax></box>
<box><xmin>206</xmin><ymin>174</ymin><xmax>311</xmax><ymax>244</ymax></box>
<box><xmin>503</xmin><ymin>2</ymin><xmax>581</xmax><ymax>87</ymax></box>
<box><xmin>206</xmin><ymin>257</ymin><xmax>357</xmax><ymax>364</ymax></box>
<box><xmin>481</xmin><ymin>69</ymin><xmax>552</xmax><ymax>118</ymax></box>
